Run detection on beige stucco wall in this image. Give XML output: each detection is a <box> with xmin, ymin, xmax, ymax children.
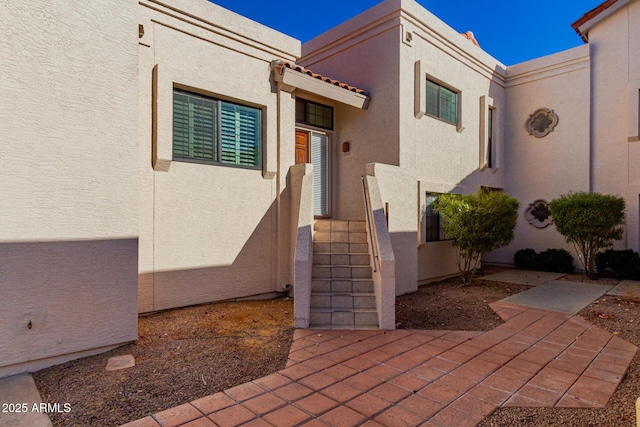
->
<box><xmin>302</xmin><ymin>0</ymin><xmax>509</xmax><ymax>284</ymax></box>
<box><xmin>587</xmin><ymin>0</ymin><xmax>640</xmax><ymax>252</ymax></box>
<box><xmin>486</xmin><ymin>46</ymin><xmax>591</xmax><ymax>266</ymax></box>
<box><xmin>137</xmin><ymin>0</ymin><xmax>300</xmax><ymax>312</ymax></box>
<box><xmin>0</xmin><ymin>0</ymin><xmax>139</xmax><ymax>375</ymax></box>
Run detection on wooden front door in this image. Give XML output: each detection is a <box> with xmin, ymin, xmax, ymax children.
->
<box><xmin>295</xmin><ymin>131</ymin><xmax>309</xmax><ymax>164</ymax></box>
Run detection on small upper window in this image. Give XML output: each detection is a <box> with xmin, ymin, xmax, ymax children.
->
<box><xmin>296</xmin><ymin>98</ymin><xmax>333</xmax><ymax>130</ymax></box>
<box><xmin>173</xmin><ymin>90</ymin><xmax>261</xmax><ymax>168</ymax></box>
<box><xmin>426</xmin><ymin>80</ymin><xmax>458</xmax><ymax>125</ymax></box>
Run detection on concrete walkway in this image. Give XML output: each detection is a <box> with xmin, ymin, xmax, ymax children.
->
<box><xmin>0</xmin><ymin>373</ymin><xmax>52</xmax><ymax>427</ymax></box>
<box><xmin>121</xmin><ymin>302</ymin><xmax>637</xmax><ymax>427</ymax></box>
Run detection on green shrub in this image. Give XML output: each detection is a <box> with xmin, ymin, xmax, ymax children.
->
<box><xmin>433</xmin><ymin>189</ymin><xmax>519</xmax><ymax>285</ymax></box>
<box><xmin>595</xmin><ymin>249</ymin><xmax>640</xmax><ymax>280</ymax></box>
<box><xmin>550</xmin><ymin>192</ymin><xmax>625</xmax><ymax>279</ymax></box>
<box><xmin>537</xmin><ymin>249</ymin><xmax>575</xmax><ymax>273</ymax></box>
<box><xmin>514</xmin><ymin>249</ymin><xmax>539</xmax><ymax>270</ymax></box>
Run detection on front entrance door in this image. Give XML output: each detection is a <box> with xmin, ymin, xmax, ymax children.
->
<box><xmin>295</xmin><ymin>130</ymin><xmax>330</xmax><ymax>217</ymax></box>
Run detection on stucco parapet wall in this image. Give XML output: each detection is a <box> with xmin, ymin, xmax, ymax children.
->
<box><xmin>139</xmin><ymin>0</ymin><xmax>300</xmax><ymax>62</ymax></box>
<box><xmin>301</xmin><ymin>0</ymin><xmax>507</xmax><ymax>84</ymax></box>
<box><xmin>572</xmin><ymin>0</ymin><xmax>636</xmax><ymax>42</ymax></box>
<box><xmin>505</xmin><ymin>45</ymin><xmax>590</xmax><ymax>88</ymax></box>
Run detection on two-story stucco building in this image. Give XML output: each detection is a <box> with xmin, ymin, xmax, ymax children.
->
<box><xmin>1</xmin><ymin>0</ymin><xmax>639</xmax><ymax>376</ymax></box>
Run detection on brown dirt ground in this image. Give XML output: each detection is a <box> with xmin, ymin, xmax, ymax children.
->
<box><xmin>33</xmin><ymin>268</ymin><xmax>639</xmax><ymax>427</ymax></box>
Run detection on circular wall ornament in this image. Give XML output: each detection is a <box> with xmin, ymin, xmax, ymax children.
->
<box><xmin>524</xmin><ymin>199</ymin><xmax>553</xmax><ymax>228</ymax></box>
<box><xmin>526</xmin><ymin>108</ymin><xmax>559</xmax><ymax>138</ymax></box>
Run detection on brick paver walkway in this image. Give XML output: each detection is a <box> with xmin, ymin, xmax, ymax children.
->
<box><xmin>121</xmin><ymin>302</ymin><xmax>637</xmax><ymax>427</ymax></box>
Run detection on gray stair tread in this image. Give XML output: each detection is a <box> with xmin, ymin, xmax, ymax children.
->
<box><xmin>310</xmin><ymin>307</ymin><xmax>377</xmax><ymax>313</ymax></box>
<box><xmin>311</xmin><ymin>291</ymin><xmax>375</xmax><ymax>296</ymax></box>
<box><xmin>309</xmin><ymin>325</ymin><xmax>379</xmax><ymax>330</ymax></box>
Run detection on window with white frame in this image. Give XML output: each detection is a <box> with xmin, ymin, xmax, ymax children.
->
<box><xmin>426</xmin><ymin>80</ymin><xmax>458</xmax><ymax>125</ymax></box>
<box><xmin>425</xmin><ymin>193</ymin><xmax>452</xmax><ymax>242</ymax></box>
<box><xmin>172</xmin><ymin>90</ymin><xmax>262</xmax><ymax>168</ymax></box>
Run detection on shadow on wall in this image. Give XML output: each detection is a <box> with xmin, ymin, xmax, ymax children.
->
<box><xmin>0</xmin><ymin>238</ymin><xmax>138</xmax><ymax>372</ymax></box>
<box><xmin>139</xmin><ymin>196</ymin><xmax>292</xmax><ymax>314</ymax></box>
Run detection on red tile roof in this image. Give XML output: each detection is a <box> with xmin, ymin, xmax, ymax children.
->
<box><xmin>273</xmin><ymin>60</ymin><xmax>368</xmax><ymax>96</ymax></box>
<box><xmin>461</xmin><ymin>31</ymin><xmax>480</xmax><ymax>47</ymax></box>
<box><xmin>571</xmin><ymin>0</ymin><xmax>619</xmax><ymax>42</ymax></box>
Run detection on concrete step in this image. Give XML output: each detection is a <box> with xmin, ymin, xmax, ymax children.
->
<box><xmin>314</xmin><ymin>220</ymin><xmax>366</xmax><ymax>233</ymax></box>
<box><xmin>313</xmin><ymin>230</ymin><xmax>367</xmax><ymax>244</ymax></box>
<box><xmin>313</xmin><ymin>242</ymin><xmax>369</xmax><ymax>254</ymax></box>
<box><xmin>312</xmin><ymin>253</ymin><xmax>370</xmax><ymax>266</ymax></box>
<box><xmin>309</xmin><ymin>308</ymin><xmax>378</xmax><ymax>328</ymax></box>
<box><xmin>311</xmin><ymin>279</ymin><xmax>374</xmax><ymax>293</ymax></box>
<box><xmin>312</xmin><ymin>265</ymin><xmax>372</xmax><ymax>279</ymax></box>
<box><xmin>310</xmin><ymin>292</ymin><xmax>376</xmax><ymax>310</ymax></box>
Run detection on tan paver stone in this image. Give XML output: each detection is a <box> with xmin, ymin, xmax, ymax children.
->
<box><xmin>490</xmin><ymin>339</ymin><xmax>531</xmax><ymax>357</ymax></box>
<box><xmin>152</xmin><ymin>403</ymin><xmax>202</xmax><ymax>427</ymax></box>
<box><xmin>242</xmin><ymin>393</ymin><xmax>287</xmax><ymax>415</ymax></box>
<box><xmin>494</xmin><ymin>366</ymin><xmax>535</xmax><ymax>383</ymax></box>
<box><xmin>527</xmin><ymin>374</ymin><xmax>575</xmax><ymax>393</ymax></box>
<box><xmin>481</xmin><ymin>373</ymin><xmax>526</xmax><ymax>393</ymax></box>
<box><xmin>504</xmin><ymin>357</ymin><xmax>544</xmax><ymax>374</ymax></box>
<box><xmin>452</xmin><ymin>358</ymin><xmax>501</xmax><ymax>382</ymax></box>
<box><xmin>556</xmin><ymin>394</ymin><xmax>598</xmax><ymax>408</ymax></box>
<box><xmin>474</xmin><ymin>349</ymin><xmax>513</xmax><ymax>366</ymax></box>
<box><xmin>262</xmin><ymin>405</ymin><xmax>311</xmax><ymax>427</ymax></box>
<box><xmin>299</xmin><ymin>419</ymin><xmax>331</xmax><ymax>427</ymax></box>
<box><xmin>536</xmin><ymin>366</ymin><xmax>580</xmax><ymax>384</ymax></box>
<box><xmin>438</xmin><ymin>349</ymin><xmax>475</xmax><ymax>364</ymax></box>
<box><xmin>582</xmin><ymin>366</ymin><xmax>624</xmax><ymax>384</ymax></box>
<box><xmin>361</xmin><ymin>348</ymin><xmax>395</xmax><ymax>363</ymax></box>
<box><xmin>208</xmin><ymin>405</ymin><xmax>256</xmax><ymax>427</ymax></box>
<box><xmin>191</xmin><ymin>393</ymin><xmax>236</xmax><ymax>415</ymax></box>
<box><xmin>324</xmin><ymin>349</ymin><xmax>358</xmax><ymax>363</ymax></box>
<box><xmin>288</xmin><ymin>349</ymin><xmax>317</xmax><ymax>363</ymax></box>
<box><xmin>295</xmin><ymin>393</ymin><xmax>339</xmax><ymax>415</ymax></box>
<box><xmin>606</xmin><ymin>335</ymin><xmax>639</xmax><ymax>353</ymax></box>
<box><xmin>517</xmin><ymin>345</ymin><xmax>560</xmax><ymax>364</ymax></box>
<box><xmin>319</xmin><ymin>406</ymin><xmax>367</xmax><ymax>426</ymax></box>
<box><xmin>397</xmin><ymin>393</ymin><xmax>444</xmax><ymax>418</ymax></box>
<box><xmin>374</xmin><ymin>405</ymin><xmax>426</xmax><ymax>427</ymax></box>
<box><xmin>546</xmin><ymin>359</ymin><xmax>589</xmax><ymax>375</ymax></box>
<box><xmin>345</xmin><ymin>393</ymin><xmax>392</xmax><ymax>417</ymax></box>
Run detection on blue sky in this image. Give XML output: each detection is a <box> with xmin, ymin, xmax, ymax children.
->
<box><xmin>209</xmin><ymin>0</ymin><xmax>603</xmax><ymax>66</ymax></box>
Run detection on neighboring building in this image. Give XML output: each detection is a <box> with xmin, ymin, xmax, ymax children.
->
<box><xmin>1</xmin><ymin>0</ymin><xmax>638</xmax><ymax>375</ymax></box>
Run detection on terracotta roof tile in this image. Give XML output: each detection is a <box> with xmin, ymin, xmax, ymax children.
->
<box><xmin>273</xmin><ymin>60</ymin><xmax>368</xmax><ymax>96</ymax></box>
<box><xmin>461</xmin><ymin>31</ymin><xmax>480</xmax><ymax>47</ymax></box>
<box><xmin>571</xmin><ymin>0</ymin><xmax>618</xmax><ymax>42</ymax></box>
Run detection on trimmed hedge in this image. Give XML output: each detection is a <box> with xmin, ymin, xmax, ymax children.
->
<box><xmin>514</xmin><ymin>248</ymin><xmax>575</xmax><ymax>273</ymax></box>
<box><xmin>595</xmin><ymin>249</ymin><xmax>640</xmax><ymax>280</ymax></box>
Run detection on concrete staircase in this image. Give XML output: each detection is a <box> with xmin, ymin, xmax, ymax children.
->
<box><xmin>309</xmin><ymin>219</ymin><xmax>378</xmax><ymax>329</ymax></box>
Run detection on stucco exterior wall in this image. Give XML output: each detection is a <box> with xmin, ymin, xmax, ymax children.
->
<box><xmin>137</xmin><ymin>0</ymin><xmax>300</xmax><ymax>312</ymax></box>
<box><xmin>588</xmin><ymin>1</ymin><xmax>640</xmax><ymax>252</ymax></box>
<box><xmin>301</xmin><ymin>0</ymin><xmax>402</xmax><ymax>221</ymax></box>
<box><xmin>486</xmin><ymin>46</ymin><xmax>591</xmax><ymax>266</ymax></box>
<box><xmin>0</xmin><ymin>0</ymin><xmax>139</xmax><ymax>374</ymax></box>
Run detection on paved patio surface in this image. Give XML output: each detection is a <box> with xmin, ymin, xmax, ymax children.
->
<box><xmin>122</xmin><ymin>301</ymin><xmax>637</xmax><ymax>427</ymax></box>
<box><xmin>481</xmin><ymin>269</ymin><xmax>566</xmax><ymax>286</ymax></box>
<box><xmin>500</xmin><ymin>280</ymin><xmax>614</xmax><ymax>315</ymax></box>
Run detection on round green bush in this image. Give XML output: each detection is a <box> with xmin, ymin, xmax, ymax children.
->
<box><xmin>514</xmin><ymin>249</ymin><xmax>539</xmax><ymax>270</ymax></box>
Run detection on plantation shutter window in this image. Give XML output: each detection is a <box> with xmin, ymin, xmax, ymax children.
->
<box><xmin>172</xmin><ymin>89</ymin><xmax>261</xmax><ymax>169</ymax></box>
<box><xmin>425</xmin><ymin>80</ymin><xmax>458</xmax><ymax>125</ymax></box>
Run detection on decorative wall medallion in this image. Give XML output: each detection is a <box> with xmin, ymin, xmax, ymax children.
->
<box><xmin>526</xmin><ymin>108</ymin><xmax>559</xmax><ymax>138</ymax></box>
<box><xmin>524</xmin><ymin>199</ymin><xmax>553</xmax><ymax>228</ymax></box>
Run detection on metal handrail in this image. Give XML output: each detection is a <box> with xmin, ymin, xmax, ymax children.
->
<box><xmin>361</xmin><ymin>176</ymin><xmax>380</xmax><ymax>273</ymax></box>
